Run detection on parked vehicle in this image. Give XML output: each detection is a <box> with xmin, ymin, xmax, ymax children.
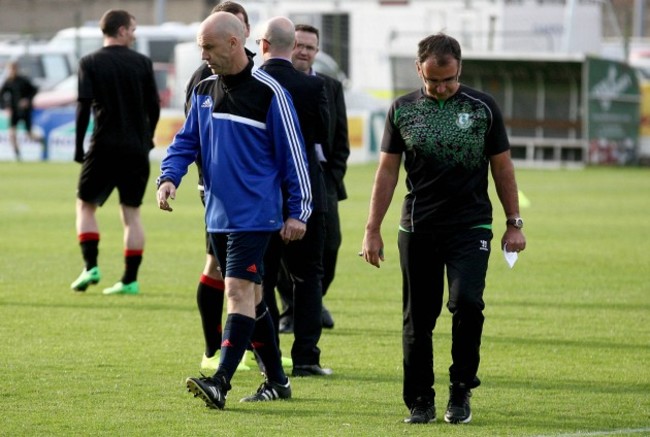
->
<box><xmin>44</xmin><ymin>22</ymin><xmax>196</xmax><ymax>109</ymax></box>
<box><xmin>47</xmin><ymin>22</ymin><xmax>198</xmax><ymax>64</ymax></box>
<box><xmin>32</xmin><ymin>61</ymin><xmax>172</xmax><ymax>110</ymax></box>
<box><xmin>0</xmin><ymin>42</ymin><xmax>76</xmax><ymax>91</ymax></box>
<box><xmin>171</xmin><ymin>41</ymin><xmax>347</xmax><ymax>110</ymax></box>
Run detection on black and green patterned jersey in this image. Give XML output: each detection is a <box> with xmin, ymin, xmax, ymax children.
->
<box><xmin>382</xmin><ymin>85</ymin><xmax>510</xmax><ymax>231</ymax></box>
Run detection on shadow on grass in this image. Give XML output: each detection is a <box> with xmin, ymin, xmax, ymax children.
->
<box><xmin>487</xmin><ymin>375</ymin><xmax>650</xmax><ymax>395</ymax></box>
<box><xmin>0</xmin><ymin>297</ymin><xmax>196</xmax><ymax>313</ymax></box>
<box><xmin>495</xmin><ymin>299</ymin><xmax>650</xmax><ymax>312</ymax></box>
<box><xmin>485</xmin><ymin>334</ymin><xmax>647</xmax><ymax>351</ymax></box>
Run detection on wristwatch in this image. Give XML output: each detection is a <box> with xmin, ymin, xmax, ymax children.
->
<box><xmin>506</xmin><ymin>217</ymin><xmax>524</xmax><ymax>229</ymax></box>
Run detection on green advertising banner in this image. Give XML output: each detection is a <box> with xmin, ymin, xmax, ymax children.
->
<box><xmin>586</xmin><ymin>56</ymin><xmax>640</xmax><ymax>165</ymax></box>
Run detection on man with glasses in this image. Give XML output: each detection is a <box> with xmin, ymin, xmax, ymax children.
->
<box><xmin>361</xmin><ymin>33</ymin><xmax>526</xmax><ymax>425</ymax></box>
<box><xmin>273</xmin><ymin>24</ymin><xmax>350</xmax><ymax>334</ymax></box>
<box><xmin>256</xmin><ymin>16</ymin><xmax>333</xmax><ymax>378</ymax></box>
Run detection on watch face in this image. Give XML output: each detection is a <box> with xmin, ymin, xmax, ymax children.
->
<box><xmin>508</xmin><ymin>218</ymin><xmax>523</xmax><ymax>229</ymax></box>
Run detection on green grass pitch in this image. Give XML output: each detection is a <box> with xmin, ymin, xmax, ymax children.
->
<box><xmin>1</xmin><ymin>161</ymin><xmax>648</xmax><ymax>436</ymax></box>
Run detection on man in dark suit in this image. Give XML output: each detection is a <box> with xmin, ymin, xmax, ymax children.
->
<box><xmin>257</xmin><ymin>16</ymin><xmax>333</xmax><ymax>377</ymax></box>
<box><xmin>277</xmin><ymin>24</ymin><xmax>350</xmax><ymax>332</ymax></box>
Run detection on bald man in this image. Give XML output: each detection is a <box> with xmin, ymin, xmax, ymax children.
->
<box><xmin>257</xmin><ymin>16</ymin><xmax>333</xmax><ymax>377</ymax></box>
<box><xmin>182</xmin><ymin>0</ymin><xmax>256</xmax><ymax>376</ymax></box>
<box><xmin>157</xmin><ymin>11</ymin><xmax>312</xmax><ymax>409</ymax></box>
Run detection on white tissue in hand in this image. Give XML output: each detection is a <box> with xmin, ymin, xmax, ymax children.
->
<box><xmin>503</xmin><ymin>244</ymin><xmax>518</xmax><ymax>268</ymax></box>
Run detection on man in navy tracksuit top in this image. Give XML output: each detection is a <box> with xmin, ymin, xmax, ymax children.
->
<box><xmin>157</xmin><ymin>12</ymin><xmax>312</xmax><ymax>410</ymax></box>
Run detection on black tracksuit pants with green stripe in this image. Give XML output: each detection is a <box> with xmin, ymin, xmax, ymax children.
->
<box><xmin>398</xmin><ymin>227</ymin><xmax>491</xmax><ymax>408</ymax></box>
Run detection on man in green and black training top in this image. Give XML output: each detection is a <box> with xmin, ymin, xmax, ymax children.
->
<box><xmin>361</xmin><ymin>32</ymin><xmax>526</xmax><ymax>426</ymax></box>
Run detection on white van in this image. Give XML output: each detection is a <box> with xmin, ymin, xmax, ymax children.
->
<box><xmin>0</xmin><ymin>42</ymin><xmax>76</xmax><ymax>91</ymax></box>
<box><xmin>47</xmin><ymin>22</ymin><xmax>199</xmax><ymax>64</ymax></box>
<box><xmin>47</xmin><ymin>23</ymin><xmax>199</xmax><ymax>108</ymax></box>
<box><xmin>171</xmin><ymin>41</ymin><xmax>348</xmax><ymax>110</ymax></box>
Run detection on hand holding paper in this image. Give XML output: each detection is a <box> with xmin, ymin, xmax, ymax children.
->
<box><xmin>503</xmin><ymin>244</ymin><xmax>518</xmax><ymax>268</ymax></box>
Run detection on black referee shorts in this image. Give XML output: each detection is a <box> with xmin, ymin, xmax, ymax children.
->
<box><xmin>77</xmin><ymin>149</ymin><xmax>150</xmax><ymax>207</ymax></box>
<box><xmin>208</xmin><ymin>231</ymin><xmax>271</xmax><ymax>284</ymax></box>
<box><xmin>10</xmin><ymin>109</ymin><xmax>32</xmax><ymax>131</ymax></box>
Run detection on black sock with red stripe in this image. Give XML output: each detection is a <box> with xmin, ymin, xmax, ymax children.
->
<box><xmin>250</xmin><ymin>301</ymin><xmax>287</xmax><ymax>384</ymax></box>
<box><xmin>121</xmin><ymin>249</ymin><xmax>143</xmax><ymax>284</ymax></box>
<box><xmin>216</xmin><ymin>313</ymin><xmax>255</xmax><ymax>382</ymax></box>
<box><xmin>197</xmin><ymin>274</ymin><xmax>225</xmax><ymax>358</ymax></box>
<box><xmin>78</xmin><ymin>232</ymin><xmax>99</xmax><ymax>270</ymax></box>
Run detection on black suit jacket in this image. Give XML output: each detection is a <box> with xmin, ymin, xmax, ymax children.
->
<box><xmin>261</xmin><ymin>58</ymin><xmax>330</xmax><ymax>213</ymax></box>
<box><xmin>317</xmin><ymin>73</ymin><xmax>349</xmax><ymax>201</ymax></box>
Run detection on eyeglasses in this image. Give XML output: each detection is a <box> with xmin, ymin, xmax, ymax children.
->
<box><xmin>296</xmin><ymin>43</ymin><xmax>317</xmax><ymax>53</ymax></box>
<box><xmin>255</xmin><ymin>38</ymin><xmax>271</xmax><ymax>46</ymax></box>
<box><xmin>421</xmin><ymin>70</ymin><xmax>459</xmax><ymax>87</ymax></box>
